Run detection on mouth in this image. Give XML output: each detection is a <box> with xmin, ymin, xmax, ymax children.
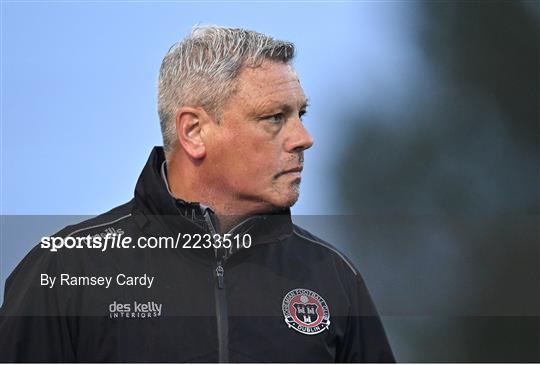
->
<box><xmin>276</xmin><ymin>166</ymin><xmax>303</xmax><ymax>179</ymax></box>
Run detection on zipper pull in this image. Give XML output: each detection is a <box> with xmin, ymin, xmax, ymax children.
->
<box><xmin>216</xmin><ymin>264</ymin><xmax>225</xmax><ymax>289</ymax></box>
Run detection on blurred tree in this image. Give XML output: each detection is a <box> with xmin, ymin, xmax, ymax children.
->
<box><xmin>336</xmin><ymin>1</ymin><xmax>539</xmax><ymax>361</ymax></box>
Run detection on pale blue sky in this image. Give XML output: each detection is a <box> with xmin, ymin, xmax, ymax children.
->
<box><xmin>1</xmin><ymin>1</ymin><xmax>420</xmax><ymax>215</ymax></box>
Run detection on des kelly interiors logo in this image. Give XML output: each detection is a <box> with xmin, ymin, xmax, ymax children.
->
<box><xmin>109</xmin><ymin>300</ymin><xmax>162</xmax><ymax>319</ymax></box>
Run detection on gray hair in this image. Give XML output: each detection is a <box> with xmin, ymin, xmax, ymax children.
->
<box><xmin>157</xmin><ymin>25</ymin><xmax>296</xmax><ymax>159</ymax></box>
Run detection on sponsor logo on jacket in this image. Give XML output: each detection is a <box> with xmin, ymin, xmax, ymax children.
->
<box><xmin>108</xmin><ymin>300</ymin><xmax>162</xmax><ymax>319</ymax></box>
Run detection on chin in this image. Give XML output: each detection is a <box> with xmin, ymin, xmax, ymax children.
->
<box><xmin>258</xmin><ymin>182</ymin><xmax>301</xmax><ymax>211</ymax></box>
<box><xmin>273</xmin><ymin>188</ymin><xmax>300</xmax><ymax>210</ymax></box>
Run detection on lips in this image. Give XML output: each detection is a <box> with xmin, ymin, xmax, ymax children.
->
<box><xmin>277</xmin><ymin>166</ymin><xmax>303</xmax><ymax>178</ymax></box>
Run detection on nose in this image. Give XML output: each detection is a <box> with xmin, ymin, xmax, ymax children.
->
<box><xmin>285</xmin><ymin>118</ymin><xmax>314</xmax><ymax>153</ymax></box>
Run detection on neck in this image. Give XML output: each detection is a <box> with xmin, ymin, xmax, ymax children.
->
<box><xmin>166</xmin><ymin>154</ymin><xmax>271</xmax><ymax>233</ymax></box>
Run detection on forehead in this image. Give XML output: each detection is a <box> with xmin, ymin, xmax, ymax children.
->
<box><xmin>233</xmin><ymin>61</ymin><xmax>307</xmax><ymax>108</ymax></box>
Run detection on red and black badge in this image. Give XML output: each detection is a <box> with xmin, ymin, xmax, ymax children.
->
<box><xmin>282</xmin><ymin>288</ymin><xmax>330</xmax><ymax>335</ymax></box>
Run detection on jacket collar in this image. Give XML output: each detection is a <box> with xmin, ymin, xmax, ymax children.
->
<box><xmin>132</xmin><ymin>146</ymin><xmax>293</xmax><ymax>244</ymax></box>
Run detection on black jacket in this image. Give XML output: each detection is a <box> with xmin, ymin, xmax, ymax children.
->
<box><xmin>0</xmin><ymin>147</ymin><xmax>395</xmax><ymax>362</ymax></box>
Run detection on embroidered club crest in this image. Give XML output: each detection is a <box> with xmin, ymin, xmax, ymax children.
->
<box><xmin>282</xmin><ymin>288</ymin><xmax>330</xmax><ymax>335</ymax></box>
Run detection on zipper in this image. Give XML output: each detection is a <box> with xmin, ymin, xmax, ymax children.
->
<box><xmin>204</xmin><ymin>210</ymin><xmax>229</xmax><ymax>363</ymax></box>
<box><xmin>214</xmin><ymin>259</ymin><xmax>228</xmax><ymax>362</ymax></box>
<box><xmin>216</xmin><ymin>263</ymin><xmax>225</xmax><ymax>289</ymax></box>
<box><xmin>203</xmin><ymin>210</ymin><xmax>265</xmax><ymax>363</ymax></box>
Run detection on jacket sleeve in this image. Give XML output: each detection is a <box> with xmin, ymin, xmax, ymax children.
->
<box><xmin>336</xmin><ymin>273</ymin><xmax>395</xmax><ymax>363</ymax></box>
<box><xmin>0</xmin><ymin>246</ymin><xmax>76</xmax><ymax>362</ymax></box>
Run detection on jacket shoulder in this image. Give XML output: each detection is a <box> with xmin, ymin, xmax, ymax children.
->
<box><xmin>58</xmin><ymin>199</ymin><xmax>135</xmax><ymax>238</ymax></box>
<box><xmin>2</xmin><ymin>200</ymin><xmax>136</xmax><ymax>296</ymax></box>
<box><xmin>291</xmin><ymin>224</ymin><xmax>360</xmax><ymax>277</ymax></box>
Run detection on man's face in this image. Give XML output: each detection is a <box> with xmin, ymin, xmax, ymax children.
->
<box><xmin>203</xmin><ymin>60</ymin><xmax>313</xmax><ymax>213</ymax></box>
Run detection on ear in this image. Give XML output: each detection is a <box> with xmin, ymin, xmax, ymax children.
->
<box><xmin>175</xmin><ymin>107</ymin><xmax>206</xmax><ymax>159</ymax></box>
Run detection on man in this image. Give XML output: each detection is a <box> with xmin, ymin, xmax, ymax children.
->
<box><xmin>0</xmin><ymin>26</ymin><xmax>394</xmax><ymax>362</ymax></box>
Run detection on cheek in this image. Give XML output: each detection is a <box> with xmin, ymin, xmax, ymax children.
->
<box><xmin>211</xmin><ymin>126</ymin><xmax>283</xmax><ymax>181</ymax></box>
<box><xmin>247</xmin><ymin>141</ymin><xmax>282</xmax><ymax>173</ymax></box>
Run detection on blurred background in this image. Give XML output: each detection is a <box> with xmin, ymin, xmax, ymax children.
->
<box><xmin>1</xmin><ymin>0</ymin><xmax>539</xmax><ymax>361</ymax></box>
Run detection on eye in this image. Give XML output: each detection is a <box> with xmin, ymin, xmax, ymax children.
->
<box><xmin>265</xmin><ymin>113</ymin><xmax>286</xmax><ymax>124</ymax></box>
<box><xmin>299</xmin><ymin>110</ymin><xmax>307</xmax><ymax>121</ymax></box>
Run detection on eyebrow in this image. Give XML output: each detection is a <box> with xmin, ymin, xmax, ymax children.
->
<box><xmin>252</xmin><ymin>97</ymin><xmax>309</xmax><ymax>116</ymax></box>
